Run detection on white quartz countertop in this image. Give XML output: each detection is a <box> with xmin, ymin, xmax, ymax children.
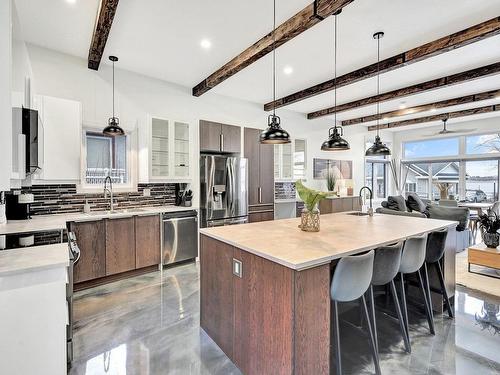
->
<box><xmin>0</xmin><ymin>206</ymin><xmax>197</xmax><ymax>235</ymax></box>
<box><xmin>200</xmin><ymin>212</ymin><xmax>457</xmax><ymax>270</ymax></box>
<box><xmin>0</xmin><ymin>243</ymin><xmax>69</xmax><ymax>277</ymax></box>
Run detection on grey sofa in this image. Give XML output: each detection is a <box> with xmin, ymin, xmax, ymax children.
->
<box><xmin>376</xmin><ymin>195</ymin><xmax>471</xmax><ymax>252</ymax></box>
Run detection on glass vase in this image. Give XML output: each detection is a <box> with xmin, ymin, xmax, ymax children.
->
<box><xmin>300</xmin><ymin>208</ymin><xmax>320</xmax><ymax>232</ymax></box>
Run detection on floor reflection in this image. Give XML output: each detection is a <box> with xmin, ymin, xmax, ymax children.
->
<box><xmin>70</xmin><ymin>262</ymin><xmax>500</xmax><ymax>375</ymax></box>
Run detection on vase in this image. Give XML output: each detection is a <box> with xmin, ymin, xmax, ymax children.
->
<box><xmin>482</xmin><ymin>231</ymin><xmax>500</xmax><ymax>248</ymax></box>
<box><xmin>300</xmin><ymin>209</ymin><xmax>320</xmax><ymax>232</ymax></box>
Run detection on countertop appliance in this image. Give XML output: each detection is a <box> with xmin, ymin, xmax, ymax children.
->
<box><xmin>67</xmin><ymin>232</ymin><xmax>81</xmax><ymax>367</ymax></box>
<box><xmin>162</xmin><ymin>210</ymin><xmax>198</xmax><ymax>265</ymax></box>
<box><xmin>200</xmin><ymin>155</ymin><xmax>248</xmax><ymax>227</ymax></box>
<box><xmin>5</xmin><ymin>192</ymin><xmax>34</xmax><ymax>220</ymax></box>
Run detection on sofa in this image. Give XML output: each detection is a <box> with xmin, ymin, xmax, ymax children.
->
<box><xmin>375</xmin><ymin>193</ymin><xmax>471</xmax><ymax>252</ymax></box>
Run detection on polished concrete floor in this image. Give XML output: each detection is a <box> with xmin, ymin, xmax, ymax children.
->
<box><xmin>70</xmin><ymin>262</ymin><xmax>500</xmax><ymax>375</ymax></box>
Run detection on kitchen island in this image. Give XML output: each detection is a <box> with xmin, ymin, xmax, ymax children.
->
<box><xmin>199</xmin><ymin>212</ymin><xmax>457</xmax><ymax>375</ymax></box>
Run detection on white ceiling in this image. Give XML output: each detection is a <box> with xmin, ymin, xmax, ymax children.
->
<box><xmin>13</xmin><ymin>0</ymin><xmax>500</xmax><ymax>131</ymax></box>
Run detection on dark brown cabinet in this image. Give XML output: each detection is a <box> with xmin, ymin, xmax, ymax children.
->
<box><xmin>319</xmin><ymin>197</ymin><xmax>362</xmax><ymax>214</ymax></box>
<box><xmin>105</xmin><ymin>217</ymin><xmax>136</xmax><ymax>276</ymax></box>
<box><xmin>244</xmin><ymin>127</ymin><xmax>275</xmax><ymax>222</ymax></box>
<box><xmin>135</xmin><ymin>215</ymin><xmax>161</xmax><ymax>268</ymax></box>
<box><xmin>70</xmin><ymin>220</ymin><xmax>106</xmax><ymax>283</ymax></box>
<box><xmin>199</xmin><ymin>120</ymin><xmax>241</xmax><ymax>153</ymax></box>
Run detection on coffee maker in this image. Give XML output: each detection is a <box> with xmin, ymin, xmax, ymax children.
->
<box><xmin>5</xmin><ymin>191</ymin><xmax>34</xmax><ymax>220</ymax></box>
<box><xmin>175</xmin><ymin>183</ymin><xmax>193</xmax><ymax>207</ymax></box>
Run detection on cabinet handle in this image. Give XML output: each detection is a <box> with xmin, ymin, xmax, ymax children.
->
<box><xmin>220</xmin><ymin>133</ymin><xmax>224</xmax><ymax>152</ymax></box>
<box><xmin>258</xmin><ymin>187</ymin><xmax>262</xmax><ymax>204</ymax></box>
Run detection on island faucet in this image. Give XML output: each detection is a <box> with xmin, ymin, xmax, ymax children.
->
<box><xmin>359</xmin><ymin>186</ymin><xmax>374</xmax><ymax>216</ymax></box>
<box><xmin>103</xmin><ymin>176</ymin><xmax>114</xmax><ymax>212</ymax></box>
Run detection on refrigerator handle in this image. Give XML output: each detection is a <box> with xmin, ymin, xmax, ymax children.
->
<box><xmin>220</xmin><ymin>133</ymin><xmax>224</xmax><ymax>152</ymax></box>
<box><xmin>258</xmin><ymin>187</ymin><xmax>262</xmax><ymax>204</ymax></box>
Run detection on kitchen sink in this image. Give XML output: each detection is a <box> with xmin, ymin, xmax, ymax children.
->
<box><xmin>85</xmin><ymin>208</ymin><xmax>145</xmax><ymax>216</ymax></box>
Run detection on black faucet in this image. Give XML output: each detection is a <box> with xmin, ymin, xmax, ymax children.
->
<box><xmin>359</xmin><ymin>186</ymin><xmax>374</xmax><ymax>216</ymax></box>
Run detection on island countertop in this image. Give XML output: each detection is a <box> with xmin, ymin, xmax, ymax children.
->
<box><xmin>200</xmin><ymin>212</ymin><xmax>457</xmax><ymax>270</ymax></box>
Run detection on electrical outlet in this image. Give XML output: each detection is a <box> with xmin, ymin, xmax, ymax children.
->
<box><xmin>143</xmin><ymin>188</ymin><xmax>151</xmax><ymax>197</ymax></box>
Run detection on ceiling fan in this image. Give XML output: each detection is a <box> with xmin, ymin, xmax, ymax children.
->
<box><xmin>424</xmin><ymin>118</ymin><xmax>476</xmax><ymax>137</ymax></box>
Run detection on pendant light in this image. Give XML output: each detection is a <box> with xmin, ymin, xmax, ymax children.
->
<box><xmin>321</xmin><ymin>11</ymin><xmax>350</xmax><ymax>151</ymax></box>
<box><xmin>103</xmin><ymin>55</ymin><xmax>125</xmax><ymax>136</ymax></box>
<box><xmin>259</xmin><ymin>0</ymin><xmax>290</xmax><ymax>144</ymax></box>
<box><xmin>365</xmin><ymin>32</ymin><xmax>391</xmax><ymax>157</ymax></box>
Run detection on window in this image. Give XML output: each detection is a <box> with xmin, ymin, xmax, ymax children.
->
<box><xmin>405</xmin><ymin>162</ymin><xmax>460</xmax><ymax>200</ymax></box>
<box><xmin>365</xmin><ymin>161</ymin><xmax>387</xmax><ymax>199</ymax></box>
<box><xmin>403</xmin><ymin>138</ymin><xmax>459</xmax><ymax>159</ymax></box>
<box><xmin>465</xmin><ymin>160</ymin><xmax>499</xmax><ymax>203</ymax></box>
<box><xmin>466</xmin><ymin>133</ymin><xmax>500</xmax><ymax>154</ymax></box>
<box><xmin>84</xmin><ymin>131</ymin><xmax>128</xmax><ymax>185</ymax></box>
<box><xmin>293</xmin><ymin>139</ymin><xmax>306</xmax><ymax>179</ymax></box>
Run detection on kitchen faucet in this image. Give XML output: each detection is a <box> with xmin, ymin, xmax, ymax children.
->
<box><xmin>359</xmin><ymin>186</ymin><xmax>374</xmax><ymax>216</ymax></box>
<box><xmin>103</xmin><ymin>176</ymin><xmax>114</xmax><ymax>212</ymax></box>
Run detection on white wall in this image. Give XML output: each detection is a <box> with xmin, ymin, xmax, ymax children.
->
<box><xmin>25</xmin><ymin>44</ymin><xmax>383</xmax><ymax>204</ymax></box>
<box><xmin>0</xmin><ymin>0</ymin><xmax>12</xmax><ymax>191</ymax></box>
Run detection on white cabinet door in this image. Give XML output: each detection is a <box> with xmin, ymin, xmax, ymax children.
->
<box><xmin>39</xmin><ymin>96</ymin><xmax>81</xmax><ymax>181</ymax></box>
<box><xmin>173</xmin><ymin>121</ymin><xmax>190</xmax><ymax>178</ymax></box>
<box><xmin>274</xmin><ymin>142</ymin><xmax>295</xmax><ymax>180</ymax></box>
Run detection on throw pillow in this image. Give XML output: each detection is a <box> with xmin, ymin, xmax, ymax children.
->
<box><xmin>426</xmin><ymin>205</ymin><xmax>470</xmax><ymax>231</ymax></box>
<box><xmin>406</xmin><ymin>193</ymin><xmax>427</xmax><ymax>213</ymax></box>
<box><xmin>387</xmin><ymin>195</ymin><xmax>407</xmax><ymax>212</ymax></box>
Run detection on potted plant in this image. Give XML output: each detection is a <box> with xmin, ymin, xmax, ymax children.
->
<box><xmin>296</xmin><ymin>180</ymin><xmax>335</xmax><ymax>232</ymax></box>
<box><xmin>326</xmin><ymin>168</ymin><xmax>338</xmax><ymax>194</ymax></box>
<box><xmin>478</xmin><ymin>211</ymin><xmax>500</xmax><ymax>248</ymax></box>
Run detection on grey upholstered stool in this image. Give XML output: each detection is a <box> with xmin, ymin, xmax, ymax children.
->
<box><xmin>424</xmin><ymin>228</ymin><xmax>453</xmax><ymax>319</ymax></box>
<box><xmin>398</xmin><ymin>234</ymin><xmax>435</xmax><ymax>346</ymax></box>
<box><xmin>368</xmin><ymin>242</ymin><xmax>410</xmax><ymax>354</ymax></box>
<box><xmin>330</xmin><ymin>250</ymin><xmax>380</xmax><ymax>375</ymax></box>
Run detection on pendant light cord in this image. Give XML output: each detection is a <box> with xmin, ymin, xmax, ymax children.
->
<box><xmin>272</xmin><ymin>0</ymin><xmax>276</xmax><ymax>117</ymax></box>
<box><xmin>376</xmin><ymin>35</ymin><xmax>380</xmax><ymax>137</ymax></box>
<box><xmin>333</xmin><ymin>14</ymin><xmax>337</xmax><ymax>126</ymax></box>
<box><xmin>112</xmin><ymin>60</ymin><xmax>115</xmax><ymax>119</ymax></box>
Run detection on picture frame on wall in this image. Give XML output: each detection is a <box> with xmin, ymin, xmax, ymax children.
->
<box><xmin>313</xmin><ymin>158</ymin><xmax>352</xmax><ymax>179</ymax></box>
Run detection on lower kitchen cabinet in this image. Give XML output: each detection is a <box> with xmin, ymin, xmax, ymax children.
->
<box><xmin>105</xmin><ymin>217</ymin><xmax>136</xmax><ymax>276</ymax></box>
<box><xmin>135</xmin><ymin>214</ymin><xmax>161</xmax><ymax>268</ymax></box>
<box><xmin>70</xmin><ymin>220</ymin><xmax>106</xmax><ymax>283</ymax></box>
<box><xmin>248</xmin><ymin>211</ymin><xmax>275</xmax><ymax>223</ymax></box>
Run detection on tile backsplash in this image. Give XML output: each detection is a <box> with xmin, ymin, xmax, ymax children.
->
<box><xmin>24</xmin><ymin>183</ymin><xmax>177</xmax><ymax>216</ymax></box>
<box><xmin>275</xmin><ymin>182</ymin><xmax>296</xmax><ymax>200</ymax></box>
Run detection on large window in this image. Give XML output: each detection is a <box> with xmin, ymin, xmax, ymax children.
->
<box><xmin>84</xmin><ymin>131</ymin><xmax>128</xmax><ymax>185</ymax></box>
<box><xmin>403</xmin><ymin>132</ymin><xmax>500</xmax><ymax>202</ymax></box>
<box><xmin>404</xmin><ymin>138</ymin><xmax>459</xmax><ymax>159</ymax></box>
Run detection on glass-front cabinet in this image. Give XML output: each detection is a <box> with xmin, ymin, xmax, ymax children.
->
<box><xmin>274</xmin><ymin>139</ymin><xmax>306</xmax><ymax>180</ymax></box>
<box><xmin>149</xmin><ymin>117</ymin><xmax>191</xmax><ymax>180</ymax></box>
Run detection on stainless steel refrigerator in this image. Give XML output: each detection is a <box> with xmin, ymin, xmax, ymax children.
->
<box><xmin>200</xmin><ymin>155</ymin><xmax>248</xmax><ymax>227</ymax></box>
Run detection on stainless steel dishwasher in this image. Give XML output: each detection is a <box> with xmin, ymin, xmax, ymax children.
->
<box><xmin>162</xmin><ymin>210</ymin><xmax>198</xmax><ymax>265</ymax></box>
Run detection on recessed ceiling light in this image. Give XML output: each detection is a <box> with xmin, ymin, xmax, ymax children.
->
<box><xmin>399</xmin><ymin>102</ymin><xmax>407</xmax><ymax>109</ymax></box>
<box><xmin>66</xmin><ymin>0</ymin><xmax>76</xmax><ymax>4</ymax></box>
<box><xmin>200</xmin><ymin>39</ymin><xmax>212</xmax><ymax>49</ymax></box>
<box><xmin>283</xmin><ymin>66</ymin><xmax>293</xmax><ymax>75</ymax></box>
<box><xmin>430</xmin><ymin>108</ymin><xmax>437</xmax><ymax>112</ymax></box>
<box><xmin>382</xmin><ymin>117</ymin><xmax>389</xmax><ymax>121</ymax></box>
<box><xmin>496</xmin><ymin>95</ymin><xmax>500</xmax><ymax>100</ymax></box>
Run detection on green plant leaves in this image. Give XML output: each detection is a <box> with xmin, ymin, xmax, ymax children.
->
<box><xmin>296</xmin><ymin>180</ymin><xmax>335</xmax><ymax>212</ymax></box>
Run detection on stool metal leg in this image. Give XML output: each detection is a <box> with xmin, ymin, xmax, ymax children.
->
<box><xmin>435</xmin><ymin>261</ymin><xmax>454</xmax><ymax>318</ymax></box>
<box><xmin>368</xmin><ymin>285</ymin><xmax>378</xmax><ymax>353</ymax></box>
<box><xmin>399</xmin><ymin>273</ymin><xmax>410</xmax><ymax>340</ymax></box>
<box><xmin>390</xmin><ymin>280</ymin><xmax>411</xmax><ymax>353</ymax></box>
<box><xmin>361</xmin><ymin>295</ymin><xmax>381</xmax><ymax>375</ymax></box>
<box><xmin>417</xmin><ymin>269</ymin><xmax>435</xmax><ymax>335</ymax></box>
<box><xmin>332</xmin><ymin>301</ymin><xmax>342</xmax><ymax>375</ymax></box>
<box><xmin>423</xmin><ymin>262</ymin><xmax>433</xmax><ymax>314</ymax></box>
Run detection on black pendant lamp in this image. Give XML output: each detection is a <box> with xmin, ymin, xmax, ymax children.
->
<box><xmin>103</xmin><ymin>56</ymin><xmax>125</xmax><ymax>136</ymax></box>
<box><xmin>321</xmin><ymin>11</ymin><xmax>350</xmax><ymax>151</ymax></box>
<box><xmin>365</xmin><ymin>32</ymin><xmax>391</xmax><ymax>157</ymax></box>
<box><xmin>260</xmin><ymin>0</ymin><xmax>290</xmax><ymax>144</ymax></box>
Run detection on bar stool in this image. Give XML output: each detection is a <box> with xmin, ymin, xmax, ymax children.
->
<box><xmin>330</xmin><ymin>250</ymin><xmax>380</xmax><ymax>375</ymax></box>
<box><xmin>368</xmin><ymin>242</ymin><xmax>411</xmax><ymax>354</ymax></box>
<box><xmin>398</xmin><ymin>234</ymin><xmax>435</xmax><ymax>345</ymax></box>
<box><xmin>423</xmin><ymin>228</ymin><xmax>453</xmax><ymax>319</ymax></box>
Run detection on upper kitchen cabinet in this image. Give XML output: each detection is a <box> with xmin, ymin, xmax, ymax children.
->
<box><xmin>274</xmin><ymin>139</ymin><xmax>306</xmax><ymax>181</ymax></box>
<box><xmin>199</xmin><ymin>120</ymin><xmax>241</xmax><ymax>153</ymax></box>
<box><xmin>35</xmin><ymin>95</ymin><xmax>81</xmax><ymax>181</ymax></box>
<box><xmin>147</xmin><ymin>116</ymin><xmax>192</xmax><ymax>181</ymax></box>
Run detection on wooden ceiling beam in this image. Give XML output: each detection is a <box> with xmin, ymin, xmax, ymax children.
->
<box><xmin>367</xmin><ymin>105</ymin><xmax>500</xmax><ymax>131</ymax></box>
<box><xmin>307</xmin><ymin>62</ymin><xmax>500</xmax><ymax>119</ymax></box>
<box><xmin>343</xmin><ymin>89</ymin><xmax>500</xmax><ymax>126</ymax></box>
<box><xmin>192</xmin><ymin>0</ymin><xmax>354</xmax><ymax>97</ymax></box>
<box><xmin>266</xmin><ymin>16</ymin><xmax>500</xmax><ymax>111</ymax></box>
<box><xmin>88</xmin><ymin>0</ymin><xmax>120</xmax><ymax>70</ymax></box>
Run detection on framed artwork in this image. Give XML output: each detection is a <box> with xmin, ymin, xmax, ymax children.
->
<box><xmin>313</xmin><ymin>158</ymin><xmax>352</xmax><ymax>179</ymax></box>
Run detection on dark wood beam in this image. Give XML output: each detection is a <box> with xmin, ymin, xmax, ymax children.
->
<box><xmin>266</xmin><ymin>16</ymin><xmax>500</xmax><ymax>111</ymax></box>
<box><xmin>192</xmin><ymin>0</ymin><xmax>354</xmax><ymax>97</ymax></box>
<box><xmin>88</xmin><ymin>0</ymin><xmax>120</xmax><ymax>70</ymax></box>
<box><xmin>307</xmin><ymin>62</ymin><xmax>500</xmax><ymax>119</ymax></box>
<box><xmin>368</xmin><ymin>105</ymin><xmax>500</xmax><ymax>131</ymax></box>
<box><xmin>343</xmin><ymin>89</ymin><xmax>500</xmax><ymax>126</ymax></box>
